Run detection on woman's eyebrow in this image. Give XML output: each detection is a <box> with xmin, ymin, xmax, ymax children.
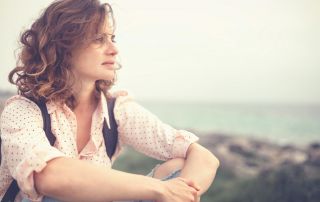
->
<box><xmin>98</xmin><ymin>32</ymin><xmax>114</xmax><ymax>36</ymax></box>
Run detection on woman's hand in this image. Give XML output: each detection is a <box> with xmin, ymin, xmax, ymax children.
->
<box><xmin>156</xmin><ymin>177</ymin><xmax>200</xmax><ymax>202</ymax></box>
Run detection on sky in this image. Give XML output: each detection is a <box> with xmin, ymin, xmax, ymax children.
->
<box><xmin>0</xmin><ymin>0</ymin><xmax>319</xmax><ymax>104</ymax></box>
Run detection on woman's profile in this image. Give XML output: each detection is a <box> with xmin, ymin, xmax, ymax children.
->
<box><xmin>0</xmin><ymin>0</ymin><xmax>219</xmax><ymax>202</ymax></box>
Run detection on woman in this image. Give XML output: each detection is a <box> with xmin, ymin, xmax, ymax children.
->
<box><xmin>0</xmin><ymin>0</ymin><xmax>219</xmax><ymax>201</ymax></box>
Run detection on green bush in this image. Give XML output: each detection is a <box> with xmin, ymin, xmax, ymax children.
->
<box><xmin>113</xmin><ymin>149</ymin><xmax>320</xmax><ymax>202</ymax></box>
<box><xmin>207</xmin><ymin>163</ymin><xmax>320</xmax><ymax>202</ymax></box>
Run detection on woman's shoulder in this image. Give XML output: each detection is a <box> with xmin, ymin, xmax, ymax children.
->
<box><xmin>0</xmin><ymin>95</ymin><xmax>44</xmax><ymax>130</ymax></box>
<box><xmin>1</xmin><ymin>95</ymin><xmax>41</xmax><ymax>117</ymax></box>
<box><xmin>107</xmin><ymin>89</ymin><xmax>142</xmax><ymax>117</ymax></box>
<box><xmin>108</xmin><ymin>89</ymin><xmax>135</xmax><ymax>105</ymax></box>
<box><xmin>4</xmin><ymin>95</ymin><xmax>37</xmax><ymax>108</ymax></box>
<box><xmin>113</xmin><ymin>90</ymin><xmax>151</xmax><ymax>115</ymax></box>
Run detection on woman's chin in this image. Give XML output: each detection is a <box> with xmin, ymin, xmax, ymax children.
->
<box><xmin>100</xmin><ymin>73</ymin><xmax>115</xmax><ymax>81</ymax></box>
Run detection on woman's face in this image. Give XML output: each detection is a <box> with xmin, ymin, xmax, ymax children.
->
<box><xmin>70</xmin><ymin>24</ymin><xmax>118</xmax><ymax>86</ymax></box>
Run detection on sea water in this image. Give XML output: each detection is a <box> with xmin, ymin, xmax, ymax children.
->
<box><xmin>139</xmin><ymin>101</ymin><xmax>320</xmax><ymax>146</ymax></box>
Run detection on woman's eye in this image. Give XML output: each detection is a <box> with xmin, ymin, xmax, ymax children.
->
<box><xmin>94</xmin><ymin>37</ymin><xmax>105</xmax><ymax>43</ymax></box>
<box><xmin>111</xmin><ymin>35</ymin><xmax>116</xmax><ymax>43</ymax></box>
<box><xmin>93</xmin><ymin>34</ymin><xmax>116</xmax><ymax>45</ymax></box>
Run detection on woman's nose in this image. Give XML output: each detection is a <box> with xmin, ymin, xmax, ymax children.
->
<box><xmin>104</xmin><ymin>41</ymin><xmax>118</xmax><ymax>56</ymax></box>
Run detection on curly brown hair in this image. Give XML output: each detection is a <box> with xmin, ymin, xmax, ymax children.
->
<box><xmin>9</xmin><ymin>0</ymin><xmax>118</xmax><ymax>108</ymax></box>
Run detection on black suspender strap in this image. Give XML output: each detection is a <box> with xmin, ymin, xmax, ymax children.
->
<box><xmin>1</xmin><ymin>180</ymin><xmax>19</xmax><ymax>202</ymax></box>
<box><xmin>103</xmin><ymin>97</ymin><xmax>118</xmax><ymax>160</ymax></box>
<box><xmin>30</xmin><ymin>97</ymin><xmax>56</xmax><ymax>146</ymax></box>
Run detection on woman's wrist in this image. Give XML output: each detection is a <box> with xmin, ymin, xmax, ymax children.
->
<box><xmin>150</xmin><ymin>180</ymin><xmax>166</xmax><ymax>201</ymax></box>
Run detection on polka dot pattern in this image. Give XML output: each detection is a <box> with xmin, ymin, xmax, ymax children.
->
<box><xmin>0</xmin><ymin>91</ymin><xmax>199</xmax><ymax>200</ymax></box>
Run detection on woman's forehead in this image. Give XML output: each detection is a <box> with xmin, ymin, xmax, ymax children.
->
<box><xmin>100</xmin><ymin>20</ymin><xmax>114</xmax><ymax>34</ymax></box>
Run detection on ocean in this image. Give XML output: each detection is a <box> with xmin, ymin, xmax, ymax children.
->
<box><xmin>139</xmin><ymin>101</ymin><xmax>320</xmax><ymax>146</ymax></box>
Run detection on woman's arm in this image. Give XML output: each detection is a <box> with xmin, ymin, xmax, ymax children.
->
<box><xmin>34</xmin><ymin>157</ymin><xmax>198</xmax><ymax>202</ymax></box>
<box><xmin>34</xmin><ymin>157</ymin><xmax>161</xmax><ymax>202</ymax></box>
<box><xmin>179</xmin><ymin>143</ymin><xmax>220</xmax><ymax>196</ymax></box>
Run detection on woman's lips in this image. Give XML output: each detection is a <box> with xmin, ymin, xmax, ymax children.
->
<box><xmin>102</xmin><ymin>61</ymin><xmax>115</xmax><ymax>69</ymax></box>
<box><xmin>102</xmin><ymin>61</ymin><xmax>115</xmax><ymax>65</ymax></box>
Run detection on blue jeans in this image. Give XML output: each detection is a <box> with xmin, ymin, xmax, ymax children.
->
<box><xmin>22</xmin><ymin>165</ymin><xmax>181</xmax><ymax>202</ymax></box>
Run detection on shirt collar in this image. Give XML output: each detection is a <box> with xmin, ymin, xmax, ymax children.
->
<box><xmin>45</xmin><ymin>93</ymin><xmax>112</xmax><ymax>156</ymax></box>
<box><xmin>46</xmin><ymin>93</ymin><xmax>111</xmax><ymax>130</ymax></box>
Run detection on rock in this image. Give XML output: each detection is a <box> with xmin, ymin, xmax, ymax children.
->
<box><xmin>306</xmin><ymin>142</ymin><xmax>320</xmax><ymax>166</ymax></box>
<box><xmin>198</xmin><ymin>133</ymin><xmax>316</xmax><ymax>179</ymax></box>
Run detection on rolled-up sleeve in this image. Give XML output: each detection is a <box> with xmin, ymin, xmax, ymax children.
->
<box><xmin>0</xmin><ymin>96</ymin><xmax>66</xmax><ymax>200</ymax></box>
<box><xmin>114</xmin><ymin>93</ymin><xmax>199</xmax><ymax>161</ymax></box>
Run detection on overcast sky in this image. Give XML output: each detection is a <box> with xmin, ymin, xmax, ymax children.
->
<box><xmin>0</xmin><ymin>0</ymin><xmax>319</xmax><ymax>104</ymax></box>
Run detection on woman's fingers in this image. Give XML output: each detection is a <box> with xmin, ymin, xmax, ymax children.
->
<box><xmin>177</xmin><ymin>177</ymin><xmax>200</xmax><ymax>202</ymax></box>
<box><xmin>159</xmin><ymin>178</ymin><xmax>199</xmax><ymax>202</ymax></box>
<box><xmin>178</xmin><ymin>177</ymin><xmax>201</xmax><ymax>191</ymax></box>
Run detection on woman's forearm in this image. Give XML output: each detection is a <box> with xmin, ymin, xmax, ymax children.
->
<box><xmin>34</xmin><ymin>157</ymin><xmax>162</xmax><ymax>202</ymax></box>
<box><xmin>179</xmin><ymin>143</ymin><xmax>220</xmax><ymax>195</ymax></box>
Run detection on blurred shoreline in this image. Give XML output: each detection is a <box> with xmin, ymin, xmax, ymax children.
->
<box><xmin>195</xmin><ymin>132</ymin><xmax>319</xmax><ymax>178</ymax></box>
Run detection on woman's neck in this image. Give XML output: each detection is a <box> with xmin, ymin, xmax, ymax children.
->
<box><xmin>72</xmin><ymin>83</ymin><xmax>99</xmax><ymax>112</ymax></box>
